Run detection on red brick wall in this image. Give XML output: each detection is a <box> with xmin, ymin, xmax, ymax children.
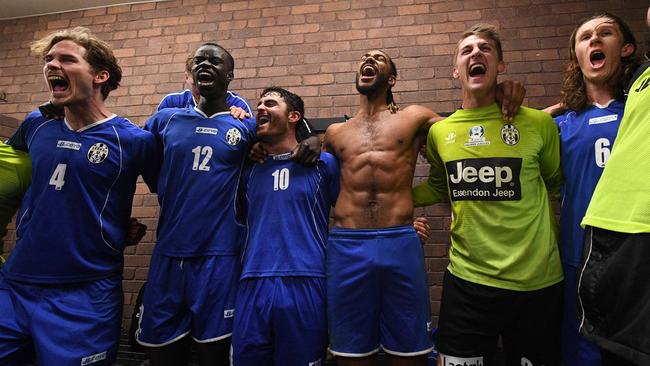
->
<box><xmin>0</xmin><ymin>0</ymin><xmax>647</xmax><ymax>328</ymax></box>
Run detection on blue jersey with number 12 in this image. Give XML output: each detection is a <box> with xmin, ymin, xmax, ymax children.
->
<box><xmin>145</xmin><ymin>107</ymin><xmax>256</xmax><ymax>257</ymax></box>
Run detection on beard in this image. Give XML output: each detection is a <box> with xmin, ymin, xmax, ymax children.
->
<box><xmin>356</xmin><ymin>71</ymin><xmax>389</xmax><ymax>96</ymax></box>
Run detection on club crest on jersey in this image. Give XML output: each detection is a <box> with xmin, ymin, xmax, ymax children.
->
<box><xmin>464</xmin><ymin>125</ymin><xmax>490</xmax><ymax>147</ymax></box>
<box><xmin>500</xmin><ymin>124</ymin><xmax>520</xmax><ymax>146</ymax></box>
<box><xmin>87</xmin><ymin>143</ymin><xmax>109</xmax><ymax>164</ymax></box>
<box><xmin>225</xmin><ymin>128</ymin><xmax>242</xmax><ymax>145</ymax></box>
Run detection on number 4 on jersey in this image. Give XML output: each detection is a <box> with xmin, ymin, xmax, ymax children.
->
<box><xmin>49</xmin><ymin>163</ymin><xmax>67</xmax><ymax>190</ymax></box>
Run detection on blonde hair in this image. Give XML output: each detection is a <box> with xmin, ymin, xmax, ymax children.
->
<box><xmin>31</xmin><ymin>27</ymin><xmax>121</xmax><ymax>99</ymax></box>
<box><xmin>456</xmin><ymin>23</ymin><xmax>503</xmax><ymax>61</ymax></box>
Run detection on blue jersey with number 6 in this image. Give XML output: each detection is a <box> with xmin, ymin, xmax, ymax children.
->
<box><xmin>554</xmin><ymin>100</ymin><xmax>623</xmax><ymax>266</ymax></box>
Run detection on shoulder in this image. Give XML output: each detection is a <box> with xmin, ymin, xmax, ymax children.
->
<box><xmin>517</xmin><ymin>106</ymin><xmax>555</xmax><ymax>124</ymax></box>
<box><xmin>319</xmin><ymin>151</ymin><xmax>338</xmax><ymax>166</ymax></box>
<box><xmin>226</xmin><ymin>91</ymin><xmax>252</xmax><ymax>112</ymax></box>
<box><xmin>158</xmin><ymin>89</ymin><xmax>192</xmax><ymax>110</ymax></box>
<box><xmin>400</xmin><ymin>104</ymin><xmax>439</xmax><ymax>123</ymax></box>
<box><xmin>111</xmin><ymin>116</ymin><xmax>155</xmax><ymax>142</ymax></box>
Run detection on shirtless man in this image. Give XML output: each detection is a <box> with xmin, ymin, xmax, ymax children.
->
<box><xmin>323</xmin><ymin>49</ymin><xmax>522</xmax><ymax>366</ymax></box>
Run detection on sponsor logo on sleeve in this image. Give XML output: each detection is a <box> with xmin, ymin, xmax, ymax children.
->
<box><xmin>224</xmin><ymin>309</ymin><xmax>235</xmax><ymax>318</ymax></box>
<box><xmin>196</xmin><ymin>126</ymin><xmax>219</xmax><ymax>135</ymax></box>
<box><xmin>446</xmin><ymin>158</ymin><xmax>522</xmax><ymax>201</ymax></box>
<box><xmin>87</xmin><ymin>143</ymin><xmax>109</xmax><ymax>164</ymax></box>
<box><xmin>56</xmin><ymin>140</ymin><xmax>82</xmax><ymax>150</ymax></box>
<box><xmin>80</xmin><ymin>351</ymin><xmax>107</xmax><ymax>365</ymax></box>
<box><xmin>439</xmin><ymin>354</ymin><xmax>483</xmax><ymax>366</ymax></box>
<box><xmin>464</xmin><ymin>125</ymin><xmax>490</xmax><ymax>147</ymax></box>
<box><xmin>445</xmin><ymin>132</ymin><xmax>456</xmax><ymax>144</ymax></box>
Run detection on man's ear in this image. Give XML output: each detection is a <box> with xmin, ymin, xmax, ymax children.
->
<box><xmin>452</xmin><ymin>67</ymin><xmax>460</xmax><ymax>79</ymax></box>
<box><xmin>288</xmin><ymin>111</ymin><xmax>301</xmax><ymax>124</ymax></box>
<box><xmin>227</xmin><ymin>71</ymin><xmax>234</xmax><ymax>82</ymax></box>
<box><xmin>621</xmin><ymin>43</ymin><xmax>635</xmax><ymax>58</ymax></box>
<box><xmin>94</xmin><ymin>70</ymin><xmax>110</xmax><ymax>85</ymax></box>
<box><xmin>388</xmin><ymin>74</ymin><xmax>396</xmax><ymax>88</ymax></box>
<box><xmin>497</xmin><ymin>61</ymin><xmax>506</xmax><ymax>74</ymax></box>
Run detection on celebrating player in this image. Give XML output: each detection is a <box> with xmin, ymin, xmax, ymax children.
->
<box><xmin>553</xmin><ymin>13</ymin><xmax>638</xmax><ymax>366</ymax></box>
<box><xmin>135</xmin><ymin>43</ymin><xmax>256</xmax><ymax>366</ymax></box>
<box><xmin>232</xmin><ymin>87</ymin><xmax>339</xmax><ymax>366</ymax></box>
<box><xmin>578</xmin><ymin>7</ymin><xmax>650</xmax><ymax>366</ymax></box>
<box><xmin>413</xmin><ymin>24</ymin><xmax>564</xmax><ymax>366</ymax></box>
<box><xmin>0</xmin><ymin>27</ymin><xmax>158</xmax><ymax>365</ymax></box>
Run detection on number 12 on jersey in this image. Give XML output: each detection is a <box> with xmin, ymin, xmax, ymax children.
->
<box><xmin>192</xmin><ymin>145</ymin><xmax>213</xmax><ymax>171</ymax></box>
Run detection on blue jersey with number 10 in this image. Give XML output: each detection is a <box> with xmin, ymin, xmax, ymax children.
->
<box><xmin>145</xmin><ymin>107</ymin><xmax>256</xmax><ymax>257</ymax></box>
<box><xmin>554</xmin><ymin>100</ymin><xmax>623</xmax><ymax>266</ymax></box>
<box><xmin>238</xmin><ymin>152</ymin><xmax>339</xmax><ymax>279</ymax></box>
<box><xmin>3</xmin><ymin>112</ymin><xmax>159</xmax><ymax>284</ymax></box>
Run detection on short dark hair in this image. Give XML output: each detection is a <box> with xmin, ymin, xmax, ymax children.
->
<box><xmin>260</xmin><ymin>87</ymin><xmax>313</xmax><ymax>141</ymax></box>
<box><xmin>260</xmin><ymin>87</ymin><xmax>304</xmax><ymax>120</ymax></box>
<box><xmin>195</xmin><ymin>42</ymin><xmax>235</xmax><ymax>73</ymax></box>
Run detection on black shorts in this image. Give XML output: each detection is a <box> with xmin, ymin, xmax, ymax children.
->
<box><xmin>436</xmin><ymin>270</ymin><xmax>562</xmax><ymax>366</ymax></box>
<box><xmin>578</xmin><ymin>226</ymin><xmax>650</xmax><ymax>365</ymax></box>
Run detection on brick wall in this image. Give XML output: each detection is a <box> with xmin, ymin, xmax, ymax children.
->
<box><xmin>0</xmin><ymin>0</ymin><xmax>647</xmax><ymax>328</ymax></box>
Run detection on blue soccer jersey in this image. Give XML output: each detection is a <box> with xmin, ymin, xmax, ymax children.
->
<box><xmin>3</xmin><ymin>112</ymin><xmax>159</xmax><ymax>284</ymax></box>
<box><xmin>239</xmin><ymin>152</ymin><xmax>339</xmax><ymax>278</ymax></box>
<box><xmin>146</xmin><ymin>107</ymin><xmax>256</xmax><ymax>256</ymax></box>
<box><xmin>157</xmin><ymin>89</ymin><xmax>253</xmax><ymax>115</ymax></box>
<box><xmin>554</xmin><ymin>100</ymin><xmax>623</xmax><ymax>266</ymax></box>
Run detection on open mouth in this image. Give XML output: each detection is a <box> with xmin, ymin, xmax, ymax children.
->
<box><xmin>468</xmin><ymin>63</ymin><xmax>486</xmax><ymax>77</ymax></box>
<box><xmin>590</xmin><ymin>51</ymin><xmax>606</xmax><ymax>68</ymax></box>
<box><xmin>48</xmin><ymin>75</ymin><xmax>69</xmax><ymax>92</ymax></box>
<box><xmin>256</xmin><ymin>114</ymin><xmax>270</xmax><ymax>126</ymax></box>
<box><xmin>360</xmin><ymin>64</ymin><xmax>377</xmax><ymax>80</ymax></box>
<box><xmin>196</xmin><ymin>70</ymin><xmax>215</xmax><ymax>86</ymax></box>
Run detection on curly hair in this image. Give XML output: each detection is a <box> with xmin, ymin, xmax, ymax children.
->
<box><xmin>31</xmin><ymin>27</ymin><xmax>121</xmax><ymax>100</ymax></box>
<box><xmin>386</xmin><ymin>56</ymin><xmax>399</xmax><ymax>113</ymax></box>
<box><xmin>561</xmin><ymin>13</ymin><xmax>639</xmax><ymax>111</ymax></box>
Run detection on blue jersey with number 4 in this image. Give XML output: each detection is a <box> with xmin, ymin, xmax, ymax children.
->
<box><xmin>4</xmin><ymin>111</ymin><xmax>159</xmax><ymax>284</ymax></box>
<box><xmin>554</xmin><ymin>101</ymin><xmax>623</xmax><ymax>266</ymax></box>
<box><xmin>238</xmin><ymin>152</ymin><xmax>339</xmax><ymax>279</ymax></box>
<box><xmin>145</xmin><ymin>107</ymin><xmax>256</xmax><ymax>257</ymax></box>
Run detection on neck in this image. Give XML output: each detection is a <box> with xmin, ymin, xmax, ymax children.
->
<box><xmin>261</xmin><ymin>134</ymin><xmax>298</xmax><ymax>156</ymax></box>
<box><xmin>196</xmin><ymin>93</ymin><xmax>228</xmax><ymax>116</ymax></box>
<box><xmin>585</xmin><ymin>81</ymin><xmax>616</xmax><ymax>106</ymax></box>
<box><xmin>358</xmin><ymin>90</ymin><xmax>389</xmax><ymax>117</ymax></box>
<box><xmin>461</xmin><ymin>86</ymin><xmax>496</xmax><ymax>109</ymax></box>
<box><xmin>64</xmin><ymin>97</ymin><xmax>111</xmax><ymax>131</ymax></box>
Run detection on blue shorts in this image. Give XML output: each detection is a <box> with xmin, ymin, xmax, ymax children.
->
<box><xmin>0</xmin><ymin>273</ymin><xmax>122</xmax><ymax>366</ymax></box>
<box><xmin>136</xmin><ymin>254</ymin><xmax>239</xmax><ymax>346</ymax></box>
<box><xmin>562</xmin><ymin>264</ymin><xmax>601</xmax><ymax>366</ymax></box>
<box><xmin>327</xmin><ymin>225</ymin><xmax>433</xmax><ymax>357</ymax></box>
<box><xmin>232</xmin><ymin>277</ymin><xmax>327</xmax><ymax>366</ymax></box>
